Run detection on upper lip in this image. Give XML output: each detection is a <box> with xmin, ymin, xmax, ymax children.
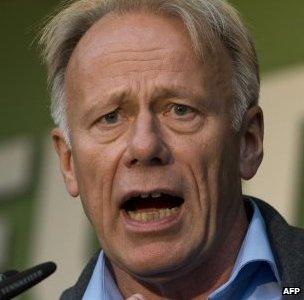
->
<box><xmin>119</xmin><ymin>188</ymin><xmax>183</xmax><ymax>209</ymax></box>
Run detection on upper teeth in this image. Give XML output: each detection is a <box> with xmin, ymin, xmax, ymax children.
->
<box><xmin>140</xmin><ymin>192</ymin><xmax>162</xmax><ymax>198</ymax></box>
<box><xmin>140</xmin><ymin>193</ymin><xmax>149</xmax><ymax>198</ymax></box>
<box><xmin>151</xmin><ymin>192</ymin><xmax>161</xmax><ymax>198</ymax></box>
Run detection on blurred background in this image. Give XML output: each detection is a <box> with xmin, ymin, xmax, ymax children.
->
<box><xmin>0</xmin><ymin>0</ymin><xmax>303</xmax><ymax>299</ymax></box>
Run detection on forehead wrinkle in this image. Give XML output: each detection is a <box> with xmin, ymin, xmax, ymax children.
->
<box><xmin>67</xmin><ymin>45</ymin><xmax>199</xmax><ymax>105</ymax></box>
<box><xmin>78</xmin><ymin>48</ymin><xmax>166</xmax><ymax>71</ymax></box>
<box><xmin>73</xmin><ymin>46</ymin><xmax>194</xmax><ymax>82</ymax></box>
<box><xmin>79</xmin><ymin>46</ymin><xmax>168</xmax><ymax>64</ymax></box>
<box><xmin>81</xmin><ymin>80</ymin><xmax>207</xmax><ymax>120</ymax></box>
<box><xmin>81</xmin><ymin>86</ymin><xmax>162</xmax><ymax>115</ymax></box>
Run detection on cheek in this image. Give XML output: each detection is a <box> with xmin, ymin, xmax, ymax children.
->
<box><xmin>174</xmin><ymin>126</ymin><xmax>234</xmax><ymax>209</ymax></box>
<box><xmin>72</xmin><ymin>141</ymin><xmax>124</xmax><ymax>227</ymax></box>
<box><xmin>174</xmin><ymin>131</ymin><xmax>222</xmax><ymax>182</ymax></box>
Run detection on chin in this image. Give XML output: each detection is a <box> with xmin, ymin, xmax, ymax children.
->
<box><xmin>112</xmin><ymin>240</ymin><xmax>201</xmax><ymax>281</ymax></box>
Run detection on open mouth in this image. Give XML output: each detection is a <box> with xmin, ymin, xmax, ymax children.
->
<box><xmin>121</xmin><ymin>192</ymin><xmax>184</xmax><ymax>222</ymax></box>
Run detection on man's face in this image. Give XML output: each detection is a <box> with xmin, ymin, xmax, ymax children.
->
<box><xmin>63</xmin><ymin>12</ymin><xmax>243</xmax><ymax>279</ymax></box>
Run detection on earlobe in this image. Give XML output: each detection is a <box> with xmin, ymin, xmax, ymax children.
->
<box><xmin>51</xmin><ymin>128</ymin><xmax>79</xmax><ymax>197</ymax></box>
<box><xmin>239</xmin><ymin>106</ymin><xmax>264</xmax><ymax>180</ymax></box>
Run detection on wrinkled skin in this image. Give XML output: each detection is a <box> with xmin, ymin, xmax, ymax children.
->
<box><xmin>53</xmin><ymin>11</ymin><xmax>263</xmax><ymax>299</ymax></box>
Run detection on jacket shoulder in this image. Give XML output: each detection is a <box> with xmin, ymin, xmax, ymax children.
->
<box><xmin>246</xmin><ymin>196</ymin><xmax>304</xmax><ymax>288</ymax></box>
<box><xmin>60</xmin><ymin>250</ymin><xmax>100</xmax><ymax>300</ymax></box>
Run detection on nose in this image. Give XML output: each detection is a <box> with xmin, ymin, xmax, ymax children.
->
<box><xmin>123</xmin><ymin>111</ymin><xmax>172</xmax><ymax>168</ymax></box>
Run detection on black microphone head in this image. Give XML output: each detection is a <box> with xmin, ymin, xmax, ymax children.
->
<box><xmin>0</xmin><ymin>271</ymin><xmax>18</xmax><ymax>283</ymax></box>
<box><xmin>0</xmin><ymin>262</ymin><xmax>57</xmax><ymax>299</ymax></box>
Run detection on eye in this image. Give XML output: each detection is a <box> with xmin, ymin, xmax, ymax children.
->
<box><xmin>97</xmin><ymin>108</ymin><xmax>123</xmax><ymax>126</ymax></box>
<box><xmin>164</xmin><ymin>103</ymin><xmax>196</xmax><ymax>119</ymax></box>
<box><xmin>172</xmin><ymin>104</ymin><xmax>191</xmax><ymax>116</ymax></box>
<box><xmin>103</xmin><ymin>110</ymin><xmax>119</xmax><ymax>124</ymax></box>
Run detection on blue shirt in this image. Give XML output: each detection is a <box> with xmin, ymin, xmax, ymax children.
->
<box><xmin>83</xmin><ymin>201</ymin><xmax>282</xmax><ymax>299</ymax></box>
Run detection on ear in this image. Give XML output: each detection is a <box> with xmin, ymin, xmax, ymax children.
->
<box><xmin>51</xmin><ymin>128</ymin><xmax>79</xmax><ymax>197</ymax></box>
<box><xmin>239</xmin><ymin>106</ymin><xmax>264</xmax><ymax>180</ymax></box>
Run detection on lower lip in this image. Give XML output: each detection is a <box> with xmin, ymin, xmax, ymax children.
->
<box><xmin>122</xmin><ymin>206</ymin><xmax>184</xmax><ymax>233</ymax></box>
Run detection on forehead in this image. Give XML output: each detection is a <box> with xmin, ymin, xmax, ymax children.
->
<box><xmin>65</xmin><ymin>10</ymin><xmax>232</xmax><ymax>111</ymax></box>
<box><xmin>70</xmin><ymin>11</ymin><xmax>195</xmax><ymax>66</ymax></box>
<box><xmin>66</xmin><ymin>11</ymin><xmax>203</xmax><ymax>91</ymax></box>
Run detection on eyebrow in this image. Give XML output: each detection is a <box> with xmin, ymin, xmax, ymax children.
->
<box><xmin>150</xmin><ymin>87</ymin><xmax>208</xmax><ymax>109</ymax></box>
<box><xmin>81</xmin><ymin>90</ymin><xmax>130</xmax><ymax>123</ymax></box>
<box><xmin>81</xmin><ymin>86</ymin><xmax>204</xmax><ymax>122</ymax></box>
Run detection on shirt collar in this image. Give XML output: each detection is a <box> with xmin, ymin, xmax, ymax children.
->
<box><xmin>83</xmin><ymin>251</ymin><xmax>123</xmax><ymax>300</ymax></box>
<box><xmin>232</xmin><ymin>199</ymin><xmax>281</xmax><ymax>283</ymax></box>
<box><xmin>209</xmin><ymin>199</ymin><xmax>281</xmax><ymax>298</ymax></box>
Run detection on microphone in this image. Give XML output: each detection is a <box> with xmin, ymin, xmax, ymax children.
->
<box><xmin>0</xmin><ymin>262</ymin><xmax>56</xmax><ymax>299</ymax></box>
<box><xmin>0</xmin><ymin>271</ymin><xmax>18</xmax><ymax>282</ymax></box>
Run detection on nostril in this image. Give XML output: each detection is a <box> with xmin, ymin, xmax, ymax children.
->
<box><xmin>130</xmin><ymin>159</ymin><xmax>138</xmax><ymax>166</ymax></box>
<box><xmin>128</xmin><ymin>157</ymin><xmax>163</xmax><ymax>167</ymax></box>
<box><xmin>151</xmin><ymin>157</ymin><xmax>162</xmax><ymax>165</ymax></box>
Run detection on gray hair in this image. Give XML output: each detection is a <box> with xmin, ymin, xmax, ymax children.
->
<box><xmin>40</xmin><ymin>0</ymin><xmax>260</xmax><ymax>147</ymax></box>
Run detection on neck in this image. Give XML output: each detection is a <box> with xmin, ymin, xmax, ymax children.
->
<box><xmin>108</xmin><ymin>201</ymin><xmax>249</xmax><ymax>299</ymax></box>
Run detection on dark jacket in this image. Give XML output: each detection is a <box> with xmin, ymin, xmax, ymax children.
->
<box><xmin>60</xmin><ymin>196</ymin><xmax>304</xmax><ymax>299</ymax></box>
